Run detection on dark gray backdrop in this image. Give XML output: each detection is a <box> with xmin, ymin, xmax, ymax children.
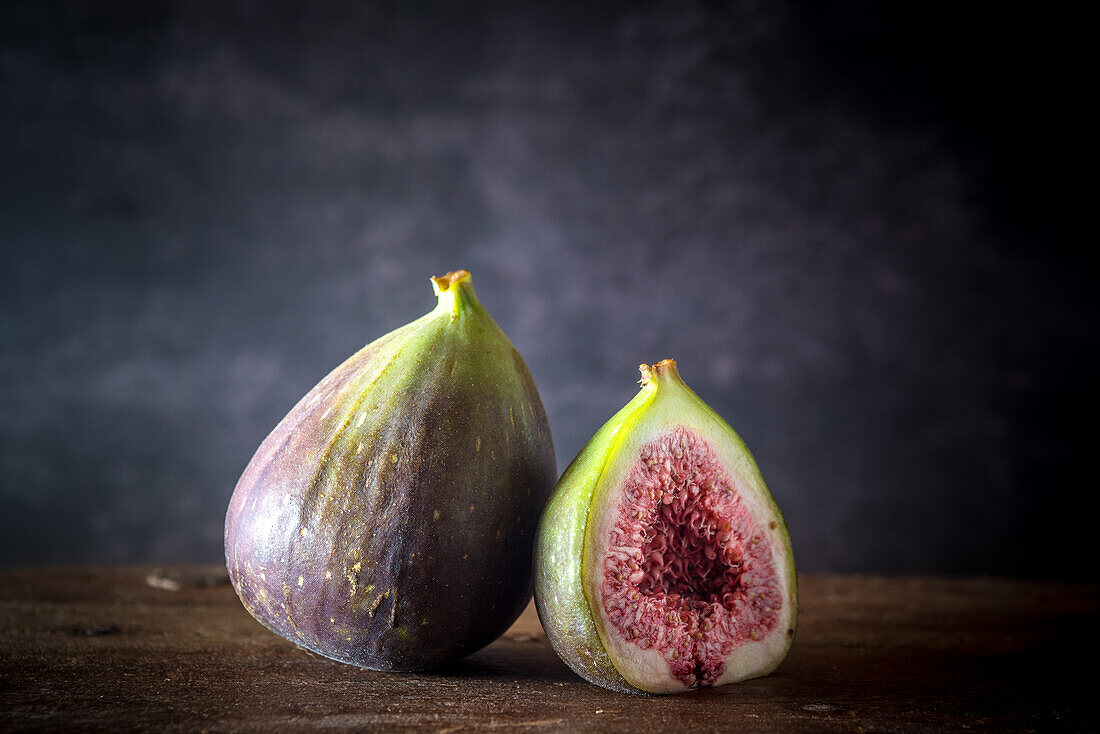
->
<box><xmin>2</xmin><ymin>2</ymin><xmax>1094</xmax><ymax>578</ymax></box>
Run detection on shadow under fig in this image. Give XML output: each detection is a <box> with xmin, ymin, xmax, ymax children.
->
<box><xmin>424</xmin><ymin>636</ymin><xmax>580</xmax><ymax>685</ymax></box>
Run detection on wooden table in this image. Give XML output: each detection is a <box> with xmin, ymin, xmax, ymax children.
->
<box><xmin>1</xmin><ymin>566</ymin><xmax>1096</xmax><ymax>732</ymax></box>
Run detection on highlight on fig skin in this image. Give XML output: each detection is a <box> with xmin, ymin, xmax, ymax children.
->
<box><xmin>534</xmin><ymin>358</ymin><xmax>797</xmax><ymax>695</ymax></box>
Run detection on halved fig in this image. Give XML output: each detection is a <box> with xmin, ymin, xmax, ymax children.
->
<box><xmin>534</xmin><ymin>359</ymin><xmax>796</xmax><ymax>694</ymax></box>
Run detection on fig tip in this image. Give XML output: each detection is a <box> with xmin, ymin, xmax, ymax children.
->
<box><xmin>431</xmin><ymin>270</ymin><xmax>472</xmax><ymax>293</ymax></box>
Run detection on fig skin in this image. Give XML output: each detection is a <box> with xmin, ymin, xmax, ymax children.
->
<box><xmin>534</xmin><ymin>359</ymin><xmax>797</xmax><ymax>694</ymax></box>
<box><xmin>225</xmin><ymin>270</ymin><xmax>556</xmax><ymax>672</ymax></box>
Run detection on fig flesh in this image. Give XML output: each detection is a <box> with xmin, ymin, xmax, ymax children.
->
<box><xmin>534</xmin><ymin>359</ymin><xmax>796</xmax><ymax>694</ymax></box>
<box><xmin>225</xmin><ymin>270</ymin><xmax>556</xmax><ymax>671</ymax></box>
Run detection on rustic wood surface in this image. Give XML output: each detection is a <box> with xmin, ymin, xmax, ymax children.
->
<box><xmin>1</xmin><ymin>566</ymin><xmax>1096</xmax><ymax>732</ymax></box>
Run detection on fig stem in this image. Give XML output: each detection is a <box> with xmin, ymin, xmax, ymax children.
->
<box><xmin>431</xmin><ymin>270</ymin><xmax>477</xmax><ymax>319</ymax></box>
<box><xmin>431</xmin><ymin>270</ymin><xmax>472</xmax><ymax>293</ymax></box>
<box><xmin>639</xmin><ymin>358</ymin><xmax>681</xmax><ymax>387</ymax></box>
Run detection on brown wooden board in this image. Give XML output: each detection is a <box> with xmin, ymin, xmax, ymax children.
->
<box><xmin>1</xmin><ymin>566</ymin><xmax>1096</xmax><ymax>732</ymax></box>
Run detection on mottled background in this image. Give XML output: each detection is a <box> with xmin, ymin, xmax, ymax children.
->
<box><xmin>1</xmin><ymin>2</ymin><xmax>1093</xmax><ymax>578</ymax></box>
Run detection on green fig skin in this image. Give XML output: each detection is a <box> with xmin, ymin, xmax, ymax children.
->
<box><xmin>534</xmin><ymin>359</ymin><xmax>797</xmax><ymax>695</ymax></box>
<box><xmin>225</xmin><ymin>271</ymin><xmax>556</xmax><ymax>672</ymax></box>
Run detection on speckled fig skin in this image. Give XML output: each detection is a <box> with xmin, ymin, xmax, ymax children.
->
<box><xmin>225</xmin><ymin>271</ymin><xmax>556</xmax><ymax>672</ymax></box>
<box><xmin>534</xmin><ymin>359</ymin><xmax>796</xmax><ymax>694</ymax></box>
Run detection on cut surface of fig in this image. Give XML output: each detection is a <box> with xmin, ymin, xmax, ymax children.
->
<box><xmin>536</xmin><ymin>359</ymin><xmax>796</xmax><ymax>694</ymax></box>
<box><xmin>590</xmin><ymin>427</ymin><xmax>785</xmax><ymax>690</ymax></box>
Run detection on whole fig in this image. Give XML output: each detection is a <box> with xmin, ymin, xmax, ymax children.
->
<box><xmin>535</xmin><ymin>359</ymin><xmax>796</xmax><ymax>694</ymax></box>
<box><xmin>225</xmin><ymin>270</ymin><xmax>556</xmax><ymax>671</ymax></box>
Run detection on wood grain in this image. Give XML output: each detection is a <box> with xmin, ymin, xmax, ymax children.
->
<box><xmin>1</xmin><ymin>567</ymin><xmax>1096</xmax><ymax>732</ymax></box>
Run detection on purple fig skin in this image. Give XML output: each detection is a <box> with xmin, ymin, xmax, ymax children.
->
<box><xmin>224</xmin><ymin>271</ymin><xmax>556</xmax><ymax>671</ymax></box>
